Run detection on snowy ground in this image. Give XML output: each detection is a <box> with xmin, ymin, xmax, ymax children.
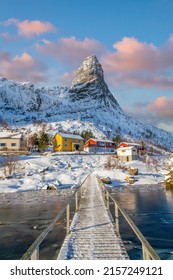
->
<box><xmin>0</xmin><ymin>153</ymin><xmax>169</xmax><ymax>193</ymax></box>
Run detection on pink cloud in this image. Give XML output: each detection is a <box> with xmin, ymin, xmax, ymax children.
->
<box><xmin>0</xmin><ymin>51</ymin><xmax>11</xmax><ymax>61</ymax></box>
<box><xmin>102</xmin><ymin>37</ymin><xmax>159</xmax><ymax>72</ymax></box>
<box><xmin>127</xmin><ymin>97</ymin><xmax>173</xmax><ymax>129</ymax></box>
<box><xmin>0</xmin><ymin>51</ymin><xmax>47</xmax><ymax>82</ymax></box>
<box><xmin>58</xmin><ymin>71</ymin><xmax>76</xmax><ymax>86</ymax></box>
<box><xmin>1</xmin><ymin>18</ymin><xmax>56</xmax><ymax>38</ymax></box>
<box><xmin>17</xmin><ymin>20</ymin><xmax>55</xmax><ymax>37</ymax></box>
<box><xmin>101</xmin><ymin>36</ymin><xmax>173</xmax><ymax>89</ymax></box>
<box><xmin>1</xmin><ymin>32</ymin><xmax>18</xmax><ymax>41</ymax></box>
<box><xmin>36</xmin><ymin>37</ymin><xmax>106</xmax><ymax>67</ymax></box>
<box><xmin>148</xmin><ymin>96</ymin><xmax>173</xmax><ymax>118</ymax></box>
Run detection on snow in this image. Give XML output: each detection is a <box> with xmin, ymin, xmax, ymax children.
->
<box><xmin>57</xmin><ymin>132</ymin><xmax>83</xmax><ymax>140</ymax></box>
<box><xmin>0</xmin><ymin>132</ymin><xmax>22</xmax><ymax>138</ymax></box>
<box><xmin>0</xmin><ymin>154</ymin><xmax>167</xmax><ymax>193</ymax></box>
<box><xmin>0</xmin><ymin>54</ymin><xmax>173</xmax><ymax>152</ymax></box>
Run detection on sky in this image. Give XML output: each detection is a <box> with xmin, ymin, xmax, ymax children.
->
<box><xmin>0</xmin><ymin>0</ymin><xmax>173</xmax><ymax>132</ymax></box>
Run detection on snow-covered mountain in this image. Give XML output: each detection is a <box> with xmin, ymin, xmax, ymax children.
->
<box><xmin>0</xmin><ymin>55</ymin><xmax>173</xmax><ymax>151</ymax></box>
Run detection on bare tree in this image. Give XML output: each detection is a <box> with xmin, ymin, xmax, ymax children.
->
<box><xmin>0</xmin><ymin>154</ymin><xmax>19</xmax><ymax>177</ymax></box>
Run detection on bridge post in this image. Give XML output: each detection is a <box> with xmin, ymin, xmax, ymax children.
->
<box><xmin>31</xmin><ymin>247</ymin><xmax>39</xmax><ymax>260</ymax></box>
<box><xmin>115</xmin><ymin>203</ymin><xmax>119</xmax><ymax>234</ymax></box>
<box><xmin>142</xmin><ymin>244</ymin><xmax>152</xmax><ymax>260</ymax></box>
<box><xmin>75</xmin><ymin>191</ymin><xmax>78</xmax><ymax>211</ymax></box>
<box><xmin>66</xmin><ymin>204</ymin><xmax>70</xmax><ymax>234</ymax></box>
<box><xmin>106</xmin><ymin>190</ymin><xmax>110</xmax><ymax>210</ymax></box>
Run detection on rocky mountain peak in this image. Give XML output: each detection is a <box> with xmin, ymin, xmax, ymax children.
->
<box><xmin>71</xmin><ymin>54</ymin><xmax>104</xmax><ymax>86</ymax></box>
<box><xmin>69</xmin><ymin>55</ymin><xmax>120</xmax><ymax>109</ymax></box>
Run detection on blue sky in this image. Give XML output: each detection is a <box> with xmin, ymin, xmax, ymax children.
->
<box><xmin>1</xmin><ymin>0</ymin><xmax>173</xmax><ymax>131</ymax></box>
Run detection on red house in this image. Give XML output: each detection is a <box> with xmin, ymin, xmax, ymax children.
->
<box><xmin>117</xmin><ymin>142</ymin><xmax>142</xmax><ymax>151</ymax></box>
<box><xmin>84</xmin><ymin>138</ymin><xmax>115</xmax><ymax>153</ymax></box>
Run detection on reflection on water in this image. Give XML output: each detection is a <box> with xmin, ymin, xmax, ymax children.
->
<box><xmin>110</xmin><ymin>184</ymin><xmax>173</xmax><ymax>260</ymax></box>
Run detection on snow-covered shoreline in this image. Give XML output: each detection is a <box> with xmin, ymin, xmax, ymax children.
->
<box><xmin>0</xmin><ymin>154</ymin><xmax>168</xmax><ymax>194</ymax></box>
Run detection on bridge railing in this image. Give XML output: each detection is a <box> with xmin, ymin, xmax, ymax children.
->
<box><xmin>21</xmin><ymin>175</ymin><xmax>89</xmax><ymax>260</ymax></box>
<box><xmin>97</xmin><ymin>176</ymin><xmax>160</xmax><ymax>260</ymax></box>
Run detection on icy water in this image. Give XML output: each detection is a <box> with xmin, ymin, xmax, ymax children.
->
<box><xmin>110</xmin><ymin>184</ymin><xmax>173</xmax><ymax>260</ymax></box>
<box><xmin>0</xmin><ymin>189</ymin><xmax>74</xmax><ymax>260</ymax></box>
<box><xmin>0</xmin><ymin>184</ymin><xmax>173</xmax><ymax>260</ymax></box>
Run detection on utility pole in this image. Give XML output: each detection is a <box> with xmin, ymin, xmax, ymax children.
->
<box><xmin>78</xmin><ymin>112</ymin><xmax>81</xmax><ymax>122</ymax></box>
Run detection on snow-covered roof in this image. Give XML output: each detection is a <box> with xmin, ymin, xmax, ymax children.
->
<box><xmin>95</xmin><ymin>139</ymin><xmax>114</xmax><ymax>143</ymax></box>
<box><xmin>89</xmin><ymin>138</ymin><xmax>114</xmax><ymax>143</ymax></box>
<box><xmin>119</xmin><ymin>142</ymin><xmax>142</xmax><ymax>147</ymax></box>
<box><xmin>58</xmin><ymin>132</ymin><xmax>83</xmax><ymax>140</ymax></box>
<box><xmin>0</xmin><ymin>132</ymin><xmax>22</xmax><ymax>139</ymax></box>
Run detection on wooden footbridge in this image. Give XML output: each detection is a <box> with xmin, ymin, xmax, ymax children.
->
<box><xmin>21</xmin><ymin>174</ymin><xmax>160</xmax><ymax>260</ymax></box>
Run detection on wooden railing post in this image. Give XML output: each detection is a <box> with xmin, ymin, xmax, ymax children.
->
<box><xmin>66</xmin><ymin>204</ymin><xmax>70</xmax><ymax>234</ymax></box>
<box><xmin>75</xmin><ymin>191</ymin><xmax>78</xmax><ymax>211</ymax></box>
<box><xmin>31</xmin><ymin>247</ymin><xmax>39</xmax><ymax>260</ymax></box>
<box><xmin>106</xmin><ymin>190</ymin><xmax>109</xmax><ymax>210</ymax></box>
<box><xmin>115</xmin><ymin>203</ymin><xmax>119</xmax><ymax>234</ymax></box>
<box><xmin>142</xmin><ymin>244</ymin><xmax>152</xmax><ymax>260</ymax></box>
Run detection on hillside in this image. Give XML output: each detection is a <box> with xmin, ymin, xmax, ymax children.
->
<box><xmin>0</xmin><ymin>55</ymin><xmax>173</xmax><ymax>151</ymax></box>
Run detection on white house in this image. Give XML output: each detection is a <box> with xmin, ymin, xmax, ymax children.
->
<box><xmin>0</xmin><ymin>132</ymin><xmax>24</xmax><ymax>151</ymax></box>
<box><xmin>117</xmin><ymin>146</ymin><xmax>138</xmax><ymax>162</ymax></box>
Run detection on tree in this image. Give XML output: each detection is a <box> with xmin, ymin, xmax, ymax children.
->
<box><xmin>81</xmin><ymin>130</ymin><xmax>95</xmax><ymax>142</ymax></box>
<box><xmin>112</xmin><ymin>135</ymin><xmax>121</xmax><ymax>147</ymax></box>
<box><xmin>0</xmin><ymin>155</ymin><xmax>19</xmax><ymax>177</ymax></box>
<box><xmin>38</xmin><ymin>132</ymin><xmax>49</xmax><ymax>152</ymax></box>
<box><xmin>28</xmin><ymin>133</ymin><xmax>39</xmax><ymax>151</ymax></box>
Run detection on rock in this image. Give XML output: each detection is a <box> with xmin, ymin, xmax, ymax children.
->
<box><xmin>100</xmin><ymin>177</ymin><xmax>112</xmax><ymax>184</ymax></box>
<box><xmin>125</xmin><ymin>176</ymin><xmax>135</xmax><ymax>184</ymax></box>
<box><xmin>127</xmin><ymin>167</ymin><xmax>138</xmax><ymax>176</ymax></box>
<box><xmin>69</xmin><ymin>54</ymin><xmax>120</xmax><ymax>109</ymax></box>
<box><xmin>164</xmin><ymin>168</ymin><xmax>173</xmax><ymax>189</ymax></box>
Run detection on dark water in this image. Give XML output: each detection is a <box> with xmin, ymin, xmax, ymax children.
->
<box><xmin>110</xmin><ymin>184</ymin><xmax>173</xmax><ymax>260</ymax></box>
<box><xmin>0</xmin><ymin>185</ymin><xmax>173</xmax><ymax>260</ymax></box>
<box><xmin>0</xmin><ymin>190</ymin><xmax>74</xmax><ymax>260</ymax></box>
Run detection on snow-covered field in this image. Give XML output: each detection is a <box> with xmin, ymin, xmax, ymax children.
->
<box><xmin>0</xmin><ymin>153</ymin><xmax>169</xmax><ymax>193</ymax></box>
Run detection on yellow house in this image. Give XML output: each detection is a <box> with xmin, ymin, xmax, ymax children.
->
<box><xmin>53</xmin><ymin>133</ymin><xmax>84</xmax><ymax>152</ymax></box>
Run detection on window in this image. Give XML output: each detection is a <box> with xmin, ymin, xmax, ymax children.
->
<box><xmin>65</xmin><ymin>138</ymin><xmax>68</xmax><ymax>141</ymax></box>
<box><xmin>11</xmin><ymin>143</ymin><xmax>16</xmax><ymax>147</ymax></box>
<box><xmin>0</xmin><ymin>143</ymin><xmax>6</xmax><ymax>146</ymax></box>
<box><xmin>97</xmin><ymin>141</ymin><xmax>105</xmax><ymax>147</ymax></box>
<box><xmin>65</xmin><ymin>144</ymin><xmax>68</xmax><ymax>147</ymax></box>
<box><xmin>78</xmin><ymin>139</ymin><xmax>80</xmax><ymax>142</ymax></box>
<box><xmin>107</xmin><ymin>143</ymin><xmax>113</xmax><ymax>147</ymax></box>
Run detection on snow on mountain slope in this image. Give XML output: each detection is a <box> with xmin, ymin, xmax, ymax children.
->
<box><xmin>0</xmin><ymin>55</ymin><xmax>173</xmax><ymax>151</ymax></box>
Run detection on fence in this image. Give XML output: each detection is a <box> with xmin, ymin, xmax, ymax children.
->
<box><xmin>97</xmin><ymin>175</ymin><xmax>160</xmax><ymax>260</ymax></box>
<box><xmin>21</xmin><ymin>175</ymin><xmax>88</xmax><ymax>260</ymax></box>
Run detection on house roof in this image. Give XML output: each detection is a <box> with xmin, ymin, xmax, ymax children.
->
<box><xmin>0</xmin><ymin>132</ymin><xmax>22</xmax><ymax>139</ymax></box>
<box><xmin>118</xmin><ymin>142</ymin><xmax>142</xmax><ymax>147</ymax></box>
<box><xmin>86</xmin><ymin>138</ymin><xmax>115</xmax><ymax>143</ymax></box>
<box><xmin>95</xmin><ymin>139</ymin><xmax>115</xmax><ymax>143</ymax></box>
<box><xmin>57</xmin><ymin>132</ymin><xmax>83</xmax><ymax>140</ymax></box>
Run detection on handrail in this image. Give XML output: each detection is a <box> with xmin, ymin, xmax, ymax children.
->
<box><xmin>97</xmin><ymin>176</ymin><xmax>160</xmax><ymax>260</ymax></box>
<box><xmin>21</xmin><ymin>174</ymin><xmax>89</xmax><ymax>260</ymax></box>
